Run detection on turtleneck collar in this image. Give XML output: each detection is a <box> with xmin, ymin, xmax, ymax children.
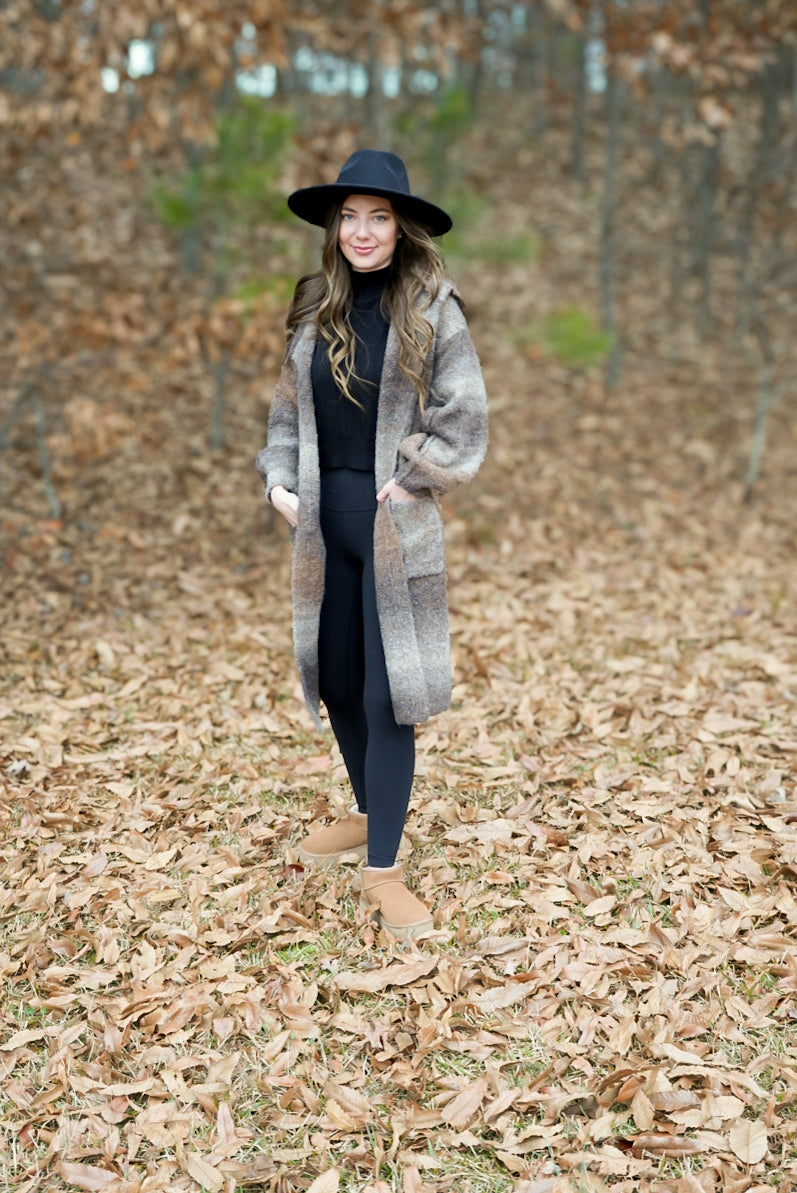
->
<box><xmin>350</xmin><ymin>263</ymin><xmax>392</xmax><ymax>306</ymax></box>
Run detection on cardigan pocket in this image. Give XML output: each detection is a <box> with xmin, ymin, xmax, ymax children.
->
<box><xmin>389</xmin><ymin>496</ymin><xmax>446</xmax><ymax>578</ymax></box>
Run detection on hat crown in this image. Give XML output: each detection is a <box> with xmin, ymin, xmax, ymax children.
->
<box><xmin>335</xmin><ymin>149</ymin><xmax>411</xmax><ymax>197</ymax></box>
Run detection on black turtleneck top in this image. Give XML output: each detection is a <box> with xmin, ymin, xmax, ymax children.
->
<box><xmin>311</xmin><ymin>265</ymin><xmax>391</xmax><ymax>471</ymax></box>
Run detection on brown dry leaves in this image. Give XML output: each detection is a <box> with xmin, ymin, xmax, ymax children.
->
<box><xmin>2</xmin><ymin>111</ymin><xmax>797</xmax><ymax>1193</ymax></box>
<box><xmin>3</xmin><ymin>334</ymin><xmax>796</xmax><ymax>1190</ymax></box>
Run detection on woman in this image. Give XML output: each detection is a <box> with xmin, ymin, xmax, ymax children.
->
<box><xmin>256</xmin><ymin>149</ymin><xmax>487</xmax><ymax>939</ymax></box>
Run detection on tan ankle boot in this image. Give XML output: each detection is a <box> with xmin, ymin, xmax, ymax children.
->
<box><xmin>359</xmin><ymin>864</ymin><xmax>433</xmax><ymax>939</ymax></box>
<box><xmin>297</xmin><ymin>809</ymin><xmax>367</xmax><ymax>869</ymax></box>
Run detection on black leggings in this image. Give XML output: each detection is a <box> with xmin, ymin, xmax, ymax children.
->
<box><xmin>318</xmin><ymin>469</ymin><xmax>415</xmax><ymax>868</ymax></box>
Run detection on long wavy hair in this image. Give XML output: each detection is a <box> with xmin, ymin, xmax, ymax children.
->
<box><xmin>284</xmin><ymin>199</ymin><xmax>448</xmax><ymax>411</ymax></box>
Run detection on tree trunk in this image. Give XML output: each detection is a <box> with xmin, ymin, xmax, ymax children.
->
<box><xmin>464</xmin><ymin>0</ymin><xmax>486</xmax><ymax>109</ymax></box>
<box><xmin>34</xmin><ymin>388</ymin><xmax>62</xmax><ymax>519</ymax></box>
<box><xmin>743</xmin><ymin>359</ymin><xmax>783</xmax><ymax>502</ymax></box>
<box><xmin>600</xmin><ymin>66</ymin><xmax>621</xmax><ymax>389</ymax></box>
<box><xmin>694</xmin><ymin>136</ymin><xmax>720</xmax><ymax>342</ymax></box>
<box><xmin>528</xmin><ymin>2</ymin><xmax>548</xmax><ymax>140</ymax></box>
<box><xmin>571</xmin><ymin>28</ymin><xmax>587</xmax><ymax>181</ymax></box>
<box><xmin>366</xmin><ymin>0</ymin><xmax>390</xmax><ymax>147</ymax></box>
<box><xmin>0</xmin><ymin>377</ymin><xmax>61</xmax><ymax>518</ymax></box>
<box><xmin>666</xmin><ymin>92</ymin><xmax>690</xmax><ymax>339</ymax></box>
<box><xmin>735</xmin><ymin>58</ymin><xmax>780</xmax><ymax>344</ymax></box>
<box><xmin>180</xmin><ymin>138</ymin><xmax>204</xmax><ymax>275</ymax></box>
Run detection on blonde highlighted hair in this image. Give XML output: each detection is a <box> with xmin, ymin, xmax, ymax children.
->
<box><xmin>285</xmin><ymin>199</ymin><xmax>448</xmax><ymax>411</ymax></box>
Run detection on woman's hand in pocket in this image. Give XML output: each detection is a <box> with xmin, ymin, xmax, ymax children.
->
<box><xmin>270</xmin><ymin>485</ymin><xmax>299</xmax><ymax>527</ymax></box>
<box><xmin>376</xmin><ymin>477</ymin><xmax>416</xmax><ymax>505</ymax></box>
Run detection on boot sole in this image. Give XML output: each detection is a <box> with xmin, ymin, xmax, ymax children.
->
<box><xmin>359</xmin><ymin>896</ymin><xmax>433</xmax><ymax>939</ymax></box>
<box><xmin>298</xmin><ymin>842</ymin><xmax>367</xmax><ymax>870</ymax></box>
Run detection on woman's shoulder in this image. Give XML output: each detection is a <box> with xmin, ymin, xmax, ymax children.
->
<box><xmin>415</xmin><ymin>272</ymin><xmax>461</xmax><ymax>312</ymax></box>
<box><xmin>427</xmin><ymin>277</ymin><xmax>467</xmax><ymax>328</ymax></box>
<box><xmin>441</xmin><ymin>278</ymin><xmax>464</xmax><ymax>308</ymax></box>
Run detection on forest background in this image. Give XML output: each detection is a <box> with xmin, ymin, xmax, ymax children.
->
<box><xmin>1</xmin><ymin>2</ymin><xmax>797</xmax><ymax>1192</ymax></box>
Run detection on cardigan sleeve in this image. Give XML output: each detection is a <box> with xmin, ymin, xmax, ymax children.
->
<box><xmin>392</xmin><ymin>294</ymin><xmax>488</xmax><ymax>496</ymax></box>
<box><xmin>255</xmin><ymin>342</ymin><xmax>300</xmax><ymax>500</ymax></box>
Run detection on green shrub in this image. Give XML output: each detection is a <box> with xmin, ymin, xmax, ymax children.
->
<box><xmin>236</xmin><ymin>274</ymin><xmax>295</xmax><ymax>307</ymax></box>
<box><xmin>150</xmin><ymin>100</ymin><xmax>295</xmax><ymax>238</ymax></box>
<box><xmin>476</xmin><ymin>231</ymin><xmax>539</xmax><ymax>264</ymax></box>
<box><xmin>543</xmin><ymin>306</ymin><xmax>611</xmax><ymax>368</ymax></box>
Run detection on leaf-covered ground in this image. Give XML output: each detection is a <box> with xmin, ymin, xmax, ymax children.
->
<box><xmin>2</xmin><ymin>140</ymin><xmax>797</xmax><ymax>1192</ymax></box>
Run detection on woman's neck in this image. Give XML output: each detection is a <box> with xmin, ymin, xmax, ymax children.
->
<box><xmin>350</xmin><ymin>263</ymin><xmax>392</xmax><ymax>298</ymax></box>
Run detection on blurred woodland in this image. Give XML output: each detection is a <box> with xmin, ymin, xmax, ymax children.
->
<box><xmin>2</xmin><ymin>2</ymin><xmax>797</xmax><ymax>1192</ymax></box>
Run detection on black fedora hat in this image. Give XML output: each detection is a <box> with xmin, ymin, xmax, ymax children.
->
<box><xmin>288</xmin><ymin>149</ymin><xmax>452</xmax><ymax>237</ymax></box>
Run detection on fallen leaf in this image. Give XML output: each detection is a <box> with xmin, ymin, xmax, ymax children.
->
<box><xmin>55</xmin><ymin>1162</ymin><xmax>119</xmax><ymax>1190</ymax></box>
<box><xmin>215</xmin><ymin>1100</ymin><xmax>236</xmax><ymax>1149</ymax></box>
<box><xmin>631</xmin><ymin>1133</ymin><xmax>706</xmax><ymax>1157</ymax></box>
<box><xmin>306</xmin><ymin>1172</ymin><xmax>340</xmax><ymax>1193</ymax></box>
<box><xmin>441</xmin><ymin>1075</ymin><xmax>489</xmax><ymax>1129</ymax></box>
<box><xmin>582</xmin><ymin>894</ymin><xmax>617</xmax><ymax>917</ymax></box>
<box><xmin>335</xmin><ymin>957</ymin><xmax>438</xmax><ymax>992</ymax></box>
<box><xmin>470</xmin><ymin>982</ymin><xmax>535</xmax><ymax>1011</ymax></box>
<box><xmin>0</xmin><ymin>1028</ymin><xmax>48</xmax><ymax>1050</ymax></box>
<box><xmin>729</xmin><ymin>1119</ymin><xmax>768</xmax><ymax>1164</ymax></box>
<box><xmin>631</xmin><ymin>1087</ymin><xmax>654</xmax><ymax>1131</ymax></box>
<box><xmin>183</xmin><ymin>1150</ymin><xmax>224</xmax><ymax>1191</ymax></box>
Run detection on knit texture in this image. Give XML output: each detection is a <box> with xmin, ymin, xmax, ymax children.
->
<box><xmin>256</xmin><ymin>280</ymin><xmax>488</xmax><ymax>726</ymax></box>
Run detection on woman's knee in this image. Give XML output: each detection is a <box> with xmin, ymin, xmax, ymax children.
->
<box><xmin>319</xmin><ymin>668</ymin><xmax>354</xmax><ymax>715</ymax></box>
<box><xmin>362</xmin><ymin>684</ymin><xmax>402</xmax><ymax>733</ymax></box>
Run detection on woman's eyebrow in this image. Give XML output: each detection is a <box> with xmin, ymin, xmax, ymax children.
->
<box><xmin>342</xmin><ymin>203</ymin><xmax>392</xmax><ymax>214</ymax></box>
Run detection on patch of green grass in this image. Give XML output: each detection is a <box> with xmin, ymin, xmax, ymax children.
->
<box><xmin>610</xmin><ymin>1116</ymin><xmax>638</xmax><ymax>1137</ymax></box>
<box><xmin>439</xmin><ymin>198</ymin><xmax>488</xmax><ymax>259</ymax></box>
<box><xmin>434</xmin><ymin>1050</ymin><xmax>488</xmax><ymax>1081</ymax></box>
<box><xmin>445</xmin><ymin>223</ymin><xmax>539</xmax><ymax>266</ymax></box>
<box><xmin>236</xmin><ymin>274</ymin><xmax>296</xmax><ymax>308</ymax></box>
<box><xmin>644</xmin><ymin>896</ymin><xmax>675</xmax><ymax>927</ymax></box>
<box><xmin>720</xmin><ymin>961</ymin><xmax>781</xmax><ymax>998</ymax></box>
<box><xmin>274</xmin><ymin>937</ymin><xmax>334</xmax><ymax>965</ymax></box>
<box><xmin>514</xmin><ymin>306</ymin><xmax>611</xmax><ymax>369</ymax></box>
<box><xmin>544</xmin><ymin>306</ymin><xmax>611</xmax><ymax>368</ymax></box>
<box><xmin>469</xmin><ymin>522</ymin><xmax>499</xmax><ymax>546</ymax></box>
<box><xmin>474</xmin><ymin>231</ymin><xmax>540</xmax><ymax>265</ymax></box>
<box><xmin>437</xmin><ymin>191</ymin><xmax>537</xmax><ymax>266</ymax></box>
<box><xmin>649</xmin><ymin>1151</ymin><xmax>709</xmax><ymax>1180</ymax></box>
<box><xmin>500</xmin><ymin>1029</ymin><xmax>549</xmax><ymax>1078</ymax></box>
<box><xmin>613</xmin><ymin>876</ymin><xmax>644</xmax><ymax>898</ymax></box>
<box><xmin>427</xmin><ymin>1145</ymin><xmax>515</xmax><ymax>1192</ymax></box>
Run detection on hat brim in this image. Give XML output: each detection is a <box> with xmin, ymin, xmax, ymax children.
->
<box><xmin>287</xmin><ymin>184</ymin><xmax>452</xmax><ymax>237</ymax></box>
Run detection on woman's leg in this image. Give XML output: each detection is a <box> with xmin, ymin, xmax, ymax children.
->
<box><xmin>358</xmin><ymin>516</ymin><xmax>415</xmax><ymax>868</ymax></box>
<box><xmin>317</xmin><ymin>470</ymin><xmax>415</xmax><ymax>868</ymax></box>
<box><xmin>318</xmin><ymin>505</ymin><xmax>369</xmax><ymax>812</ymax></box>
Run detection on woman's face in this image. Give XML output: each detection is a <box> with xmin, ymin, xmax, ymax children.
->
<box><xmin>337</xmin><ymin>193</ymin><xmax>399</xmax><ymax>272</ymax></box>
